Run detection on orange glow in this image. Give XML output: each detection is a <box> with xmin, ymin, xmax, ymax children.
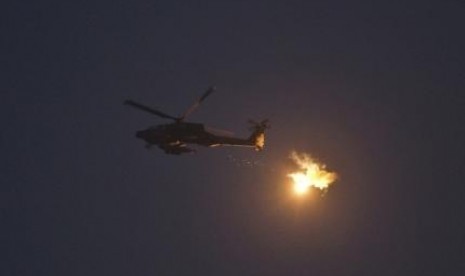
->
<box><xmin>255</xmin><ymin>133</ymin><xmax>265</xmax><ymax>151</ymax></box>
<box><xmin>287</xmin><ymin>151</ymin><xmax>337</xmax><ymax>196</ymax></box>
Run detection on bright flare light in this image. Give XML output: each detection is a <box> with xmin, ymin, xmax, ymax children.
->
<box><xmin>287</xmin><ymin>151</ymin><xmax>337</xmax><ymax>196</ymax></box>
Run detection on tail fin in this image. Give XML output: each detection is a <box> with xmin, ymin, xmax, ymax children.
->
<box><xmin>248</xmin><ymin>119</ymin><xmax>270</xmax><ymax>151</ymax></box>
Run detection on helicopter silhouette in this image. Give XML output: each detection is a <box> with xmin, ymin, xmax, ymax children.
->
<box><xmin>124</xmin><ymin>87</ymin><xmax>269</xmax><ymax>155</ymax></box>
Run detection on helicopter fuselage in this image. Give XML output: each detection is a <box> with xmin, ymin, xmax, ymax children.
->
<box><xmin>136</xmin><ymin>122</ymin><xmax>213</xmax><ymax>146</ymax></box>
<box><xmin>135</xmin><ymin>122</ymin><xmax>254</xmax><ymax>148</ymax></box>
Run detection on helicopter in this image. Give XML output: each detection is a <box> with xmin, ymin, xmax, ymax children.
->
<box><xmin>124</xmin><ymin>87</ymin><xmax>269</xmax><ymax>155</ymax></box>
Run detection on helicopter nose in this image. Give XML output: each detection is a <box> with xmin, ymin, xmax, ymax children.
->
<box><xmin>136</xmin><ymin>130</ymin><xmax>145</xmax><ymax>138</ymax></box>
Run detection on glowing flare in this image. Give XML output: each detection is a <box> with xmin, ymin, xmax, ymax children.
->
<box><xmin>287</xmin><ymin>151</ymin><xmax>337</xmax><ymax>196</ymax></box>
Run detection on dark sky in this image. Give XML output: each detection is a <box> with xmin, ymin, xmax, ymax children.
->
<box><xmin>3</xmin><ymin>1</ymin><xmax>465</xmax><ymax>275</ymax></box>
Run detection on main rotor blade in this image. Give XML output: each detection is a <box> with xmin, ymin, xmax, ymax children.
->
<box><xmin>179</xmin><ymin>86</ymin><xmax>215</xmax><ymax>121</ymax></box>
<box><xmin>124</xmin><ymin>100</ymin><xmax>178</xmax><ymax>120</ymax></box>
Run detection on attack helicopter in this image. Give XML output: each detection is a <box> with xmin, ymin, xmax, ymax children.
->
<box><xmin>124</xmin><ymin>87</ymin><xmax>269</xmax><ymax>155</ymax></box>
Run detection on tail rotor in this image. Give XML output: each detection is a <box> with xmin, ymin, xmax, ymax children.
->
<box><xmin>248</xmin><ymin>119</ymin><xmax>270</xmax><ymax>132</ymax></box>
<box><xmin>247</xmin><ymin>119</ymin><xmax>270</xmax><ymax>151</ymax></box>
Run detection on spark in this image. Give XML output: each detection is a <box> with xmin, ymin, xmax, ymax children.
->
<box><xmin>287</xmin><ymin>151</ymin><xmax>337</xmax><ymax>196</ymax></box>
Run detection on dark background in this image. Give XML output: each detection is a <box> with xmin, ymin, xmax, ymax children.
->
<box><xmin>2</xmin><ymin>1</ymin><xmax>464</xmax><ymax>275</ymax></box>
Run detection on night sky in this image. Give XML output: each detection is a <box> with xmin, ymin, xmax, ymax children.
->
<box><xmin>3</xmin><ymin>1</ymin><xmax>465</xmax><ymax>275</ymax></box>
